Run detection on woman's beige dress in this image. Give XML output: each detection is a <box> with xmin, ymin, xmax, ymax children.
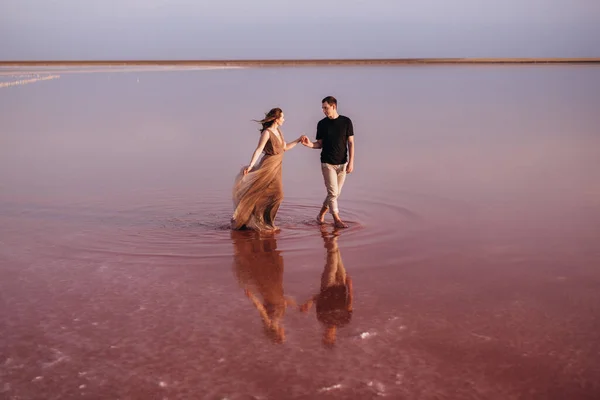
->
<box><xmin>231</xmin><ymin>129</ymin><xmax>284</xmax><ymax>231</ymax></box>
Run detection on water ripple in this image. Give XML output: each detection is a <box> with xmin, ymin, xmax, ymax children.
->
<box><xmin>2</xmin><ymin>192</ymin><xmax>423</xmax><ymax>264</ymax></box>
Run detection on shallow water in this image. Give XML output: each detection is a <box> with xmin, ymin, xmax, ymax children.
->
<box><xmin>1</xmin><ymin>65</ymin><xmax>600</xmax><ymax>399</ymax></box>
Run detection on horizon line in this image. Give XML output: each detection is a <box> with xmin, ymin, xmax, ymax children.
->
<box><xmin>1</xmin><ymin>57</ymin><xmax>599</xmax><ymax>67</ymax></box>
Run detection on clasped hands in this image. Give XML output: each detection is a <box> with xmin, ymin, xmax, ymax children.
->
<box><xmin>299</xmin><ymin>135</ymin><xmax>311</xmax><ymax>146</ymax></box>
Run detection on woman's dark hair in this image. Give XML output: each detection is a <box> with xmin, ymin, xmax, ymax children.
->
<box><xmin>253</xmin><ymin>108</ymin><xmax>283</xmax><ymax>132</ymax></box>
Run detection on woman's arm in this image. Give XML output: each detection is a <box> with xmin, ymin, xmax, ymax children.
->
<box><xmin>285</xmin><ymin>296</ymin><xmax>297</xmax><ymax>308</ymax></box>
<box><xmin>284</xmin><ymin>137</ymin><xmax>302</xmax><ymax>151</ymax></box>
<box><xmin>244</xmin><ymin>130</ymin><xmax>270</xmax><ymax>175</ymax></box>
<box><xmin>245</xmin><ymin>288</ymin><xmax>269</xmax><ymax>322</ymax></box>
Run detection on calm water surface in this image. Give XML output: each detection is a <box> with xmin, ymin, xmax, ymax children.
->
<box><xmin>1</xmin><ymin>65</ymin><xmax>600</xmax><ymax>399</ymax></box>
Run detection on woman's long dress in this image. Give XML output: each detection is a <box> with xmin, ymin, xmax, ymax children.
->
<box><xmin>231</xmin><ymin>129</ymin><xmax>284</xmax><ymax>231</ymax></box>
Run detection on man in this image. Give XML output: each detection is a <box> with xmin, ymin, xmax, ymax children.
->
<box><xmin>301</xmin><ymin>96</ymin><xmax>355</xmax><ymax>228</ymax></box>
<box><xmin>299</xmin><ymin>225</ymin><xmax>354</xmax><ymax>347</ymax></box>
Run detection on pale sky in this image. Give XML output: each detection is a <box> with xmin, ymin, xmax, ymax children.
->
<box><xmin>1</xmin><ymin>0</ymin><xmax>599</xmax><ymax>60</ymax></box>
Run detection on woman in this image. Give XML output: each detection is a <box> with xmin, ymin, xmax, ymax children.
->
<box><xmin>231</xmin><ymin>108</ymin><xmax>303</xmax><ymax>231</ymax></box>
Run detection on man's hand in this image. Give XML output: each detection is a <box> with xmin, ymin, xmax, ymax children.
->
<box><xmin>346</xmin><ymin>162</ymin><xmax>354</xmax><ymax>174</ymax></box>
<box><xmin>300</xmin><ymin>135</ymin><xmax>310</xmax><ymax>146</ymax></box>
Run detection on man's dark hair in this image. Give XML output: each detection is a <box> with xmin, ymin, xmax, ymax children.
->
<box><xmin>322</xmin><ymin>96</ymin><xmax>337</xmax><ymax>106</ymax></box>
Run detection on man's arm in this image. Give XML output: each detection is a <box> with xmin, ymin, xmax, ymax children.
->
<box><xmin>346</xmin><ymin>117</ymin><xmax>355</xmax><ymax>173</ymax></box>
<box><xmin>346</xmin><ymin>276</ymin><xmax>354</xmax><ymax>311</ymax></box>
<box><xmin>301</xmin><ymin>136</ymin><xmax>322</xmax><ymax>149</ymax></box>
<box><xmin>346</xmin><ymin>136</ymin><xmax>355</xmax><ymax>173</ymax></box>
<box><xmin>299</xmin><ymin>294</ymin><xmax>319</xmax><ymax>312</ymax></box>
<box><xmin>302</xmin><ymin>121</ymin><xmax>324</xmax><ymax>149</ymax></box>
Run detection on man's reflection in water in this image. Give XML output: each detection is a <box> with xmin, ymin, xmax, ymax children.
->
<box><xmin>300</xmin><ymin>225</ymin><xmax>354</xmax><ymax>347</ymax></box>
<box><xmin>231</xmin><ymin>230</ymin><xmax>295</xmax><ymax>344</ymax></box>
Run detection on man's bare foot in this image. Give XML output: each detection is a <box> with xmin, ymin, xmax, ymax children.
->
<box><xmin>332</xmin><ymin>213</ymin><xmax>348</xmax><ymax>228</ymax></box>
<box><xmin>334</xmin><ymin>220</ymin><xmax>348</xmax><ymax>229</ymax></box>
<box><xmin>317</xmin><ymin>206</ymin><xmax>328</xmax><ymax>224</ymax></box>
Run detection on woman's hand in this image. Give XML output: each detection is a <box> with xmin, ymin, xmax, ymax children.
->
<box><xmin>243</xmin><ymin>166</ymin><xmax>252</xmax><ymax>176</ymax></box>
<box><xmin>299</xmin><ymin>300</ymin><xmax>313</xmax><ymax>313</ymax></box>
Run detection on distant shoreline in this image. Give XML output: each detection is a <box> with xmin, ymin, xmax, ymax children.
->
<box><xmin>1</xmin><ymin>58</ymin><xmax>599</xmax><ymax>67</ymax></box>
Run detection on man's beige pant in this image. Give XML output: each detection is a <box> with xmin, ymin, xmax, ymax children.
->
<box><xmin>321</xmin><ymin>237</ymin><xmax>347</xmax><ymax>289</ymax></box>
<box><xmin>321</xmin><ymin>163</ymin><xmax>347</xmax><ymax>215</ymax></box>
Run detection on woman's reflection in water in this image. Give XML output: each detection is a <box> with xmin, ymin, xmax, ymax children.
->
<box><xmin>300</xmin><ymin>225</ymin><xmax>354</xmax><ymax>347</ymax></box>
<box><xmin>231</xmin><ymin>230</ymin><xmax>295</xmax><ymax>344</ymax></box>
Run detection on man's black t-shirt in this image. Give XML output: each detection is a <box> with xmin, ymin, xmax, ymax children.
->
<box><xmin>316</xmin><ymin>115</ymin><xmax>354</xmax><ymax>165</ymax></box>
<box><xmin>316</xmin><ymin>284</ymin><xmax>352</xmax><ymax>327</ymax></box>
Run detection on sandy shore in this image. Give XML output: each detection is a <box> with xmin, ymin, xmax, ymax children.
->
<box><xmin>1</xmin><ymin>57</ymin><xmax>599</xmax><ymax>67</ymax></box>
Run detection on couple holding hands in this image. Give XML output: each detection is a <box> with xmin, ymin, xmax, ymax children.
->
<box><xmin>231</xmin><ymin>96</ymin><xmax>355</xmax><ymax>231</ymax></box>
<box><xmin>232</xmin><ymin>224</ymin><xmax>353</xmax><ymax>346</ymax></box>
